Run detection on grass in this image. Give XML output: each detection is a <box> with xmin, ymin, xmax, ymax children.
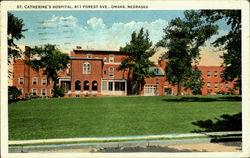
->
<box><xmin>8</xmin><ymin>95</ymin><xmax>241</xmax><ymax>140</ymax></box>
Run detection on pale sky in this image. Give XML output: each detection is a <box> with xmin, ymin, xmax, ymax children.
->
<box><xmin>10</xmin><ymin>10</ymin><xmax>230</xmax><ymax>66</ymax></box>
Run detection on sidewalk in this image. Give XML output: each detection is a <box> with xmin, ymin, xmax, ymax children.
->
<box><xmin>9</xmin><ymin>131</ymin><xmax>241</xmax><ymax>145</ymax></box>
<box><xmin>9</xmin><ymin>131</ymin><xmax>241</xmax><ymax>153</ymax></box>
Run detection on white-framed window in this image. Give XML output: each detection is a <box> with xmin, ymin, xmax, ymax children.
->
<box><xmin>18</xmin><ymin>77</ymin><xmax>24</xmax><ymax>84</ymax></box>
<box><xmin>42</xmin><ymin>78</ymin><xmax>47</xmax><ymax>85</ymax></box>
<box><xmin>102</xmin><ymin>81</ymin><xmax>108</xmax><ymax>91</ymax></box>
<box><xmin>144</xmin><ymin>85</ymin><xmax>157</xmax><ymax>96</ymax></box>
<box><xmin>214</xmin><ymin>71</ymin><xmax>218</xmax><ymax>78</ymax></box>
<box><xmin>108</xmin><ymin>81</ymin><xmax>113</xmax><ymax>91</ymax></box>
<box><xmin>109</xmin><ymin>67</ymin><xmax>114</xmax><ymax>78</ymax></box>
<box><xmin>41</xmin><ymin>89</ymin><xmax>47</xmax><ymax>96</ymax></box>
<box><xmin>32</xmin><ymin>77</ymin><xmax>38</xmax><ymax>85</ymax></box>
<box><xmin>207</xmin><ymin>82</ymin><xmax>211</xmax><ymax>89</ymax></box>
<box><xmin>87</xmin><ymin>54</ymin><xmax>92</xmax><ymax>58</ymax></box>
<box><xmin>83</xmin><ymin>62</ymin><xmax>91</xmax><ymax>74</ymax></box>
<box><xmin>32</xmin><ymin>88</ymin><xmax>37</xmax><ymax>95</ymax></box>
<box><xmin>207</xmin><ymin>71</ymin><xmax>211</xmax><ymax>78</ymax></box>
<box><xmin>115</xmin><ymin>82</ymin><xmax>125</xmax><ymax>91</ymax></box>
<box><xmin>214</xmin><ymin>82</ymin><xmax>218</xmax><ymax>89</ymax></box>
<box><xmin>18</xmin><ymin>88</ymin><xmax>23</xmax><ymax>95</ymax></box>
<box><xmin>109</xmin><ymin>55</ymin><xmax>114</xmax><ymax>63</ymax></box>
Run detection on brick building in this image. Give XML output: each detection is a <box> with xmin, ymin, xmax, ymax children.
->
<box><xmin>12</xmin><ymin>46</ymin><xmax>238</xmax><ymax>98</ymax></box>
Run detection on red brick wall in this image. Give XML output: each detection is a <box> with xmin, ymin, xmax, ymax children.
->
<box><xmin>199</xmin><ymin>66</ymin><xmax>237</xmax><ymax>95</ymax></box>
<box><xmin>70</xmin><ymin>59</ymin><xmax>103</xmax><ymax>93</ymax></box>
<box><xmin>12</xmin><ymin>49</ymin><xmax>239</xmax><ymax>98</ymax></box>
<box><xmin>13</xmin><ymin>59</ymin><xmax>54</xmax><ymax>98</ymax></box>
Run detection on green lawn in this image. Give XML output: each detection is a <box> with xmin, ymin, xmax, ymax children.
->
<box><xmin>8</xmin><ymin>95</ymin><xmax>241</xmax><ymax>140</ymax></box>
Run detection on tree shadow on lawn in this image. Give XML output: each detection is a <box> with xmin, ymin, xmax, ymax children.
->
<box><xmin>191</xmin><ymin>112</ymin><xmax>242</xmax><ymax>132</ymax></box>
<box><xmin>162</xmin><ymin>96</ymin><xmax>241</xmax><ymax>102</ymax></box>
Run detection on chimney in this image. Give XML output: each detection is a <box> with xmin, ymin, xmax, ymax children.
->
<box><xmin>76</xmin><ymin>46</ymin><xmax>82</xmax><ymax>50</ymax></box>
<box><xmin>24</xmin><ymin>46</ymin><xmax>31</xmax><ymax>60</ymax></box>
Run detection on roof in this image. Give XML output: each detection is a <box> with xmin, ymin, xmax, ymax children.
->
<box><xmin>149</xmin><ymin>67</ymin><xmax>165</xmax><ymax>76</ymax></box>
<box><xmin>73</xmin><ymin>49</ymin><xmax>127</xmax><ymax>55</ymax></box>
<box><xmin>70</xmin><ymin>57</ymin><xmax>103</xmax><ymax>61</ymax></box>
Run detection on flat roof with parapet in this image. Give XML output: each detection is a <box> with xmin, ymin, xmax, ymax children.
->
<box><xmin>73</xmin><ymin>49</ymin><xmax>127</xmax><ymax>55</ymax></box>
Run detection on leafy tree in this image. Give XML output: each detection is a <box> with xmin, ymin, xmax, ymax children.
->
<box><xmin>26</xmin><ymin>44</ymin><xmax>70</xmax><ymax>97</ymax></box>
<box><xmin>118</xmin><ymin>28</ymin><xmax>155</xmax><ymax>94</ymax></box>
<box><xmin>184</xmin><ymin>66</ymin><xmax>203</xmax><ymax>95</ymax></box>
<box><xmin>198</xmin><ymin>10</ymin><xmax>241</xmax><ymax>93</ymax></box>
<box><xmin>8</xmin><ymin>12</ymin><xmax>27</xmax><ymax>63</ymax></box>
<box><xmin>157</xmin><ymin>11</ymin><xmax>218</xmax><ymax>95</ymax></box>
<box><xmin>8</xmin><ymin>86</ymin><xmax>22</xmax><ymax>102</ymax></box>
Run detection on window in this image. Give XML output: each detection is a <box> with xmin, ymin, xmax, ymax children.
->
<box><xmin>144</xmin><ymin>85</ymin><xmax>157</xmax><ymax>96</ymax></box>
<box><xmin>32</xmin><ymin>88</ymin><xmax>37</xmax><ymax>95</ymax></box>
<box><xmin>108</xmin><ymin>82</ymin><xmax>113</xmax><ymax>91</ymax></box>
<box><xmin>75</xmin><ymin>80</ymin><xmax>81</xmax><ymax>91</ymax></box>
<box><xmin>92</xmin><ymin>81</ymin><xmax>98</xmax><ymax>91</ymax></box>
<box><xmin>87</xmin><ymin>54</ymin><xmax>92</xmax><ymax>58</ymax></box>
<box><xmin>33</xmin><ymin>77</ymin><xmax>38</xmax><ymax>85</ymax></box>
<box><xmin>19</xmin><ymin>77</ymin><xmax>24</xmax><ymax>84</ymax></box>
<box><xmin>226</xmin><ymin>83</ymin><xmax>229</xmax><ymax>89</ymax></box>
<box><xmin>84</xmin><ymin>81</ymin><xmax>89</xmax><ymax>90</ymax></box>
<box><xmin>109</xmin><ymin>67</ymin><xmax>114</xmax><ymax>78</ymax></box>
<box><xmin>207</xmin><ymin>71</ymin><xmax>211</xmax><ymax>78</ymax></box>
<box><xmin>66</xmin><ymin>68</ymin><xmax>70</xmax><ymax>75</ymax></box>
<box><xmin>155</xmin><ymin>79</ymin><xmax>159</xmax><ymax>84</ymax></box>
<box><xmin>207</xmin><ymin>82</ymin><xmax>211</xmax><ymax>89</ymax></box>
<box><xmin>42</xmin><ymin>78</ymin><xmax>47</xmax><ymax>85</ymax></box>
<box><xmin>214</xmin><ymin>71</ymin><xmax>218</xmax><ymax>78</ymax></box>
<box><xmin>102</xmin><ymin>81</ymin><xmax>108</xmax><ymax>91</ymax></box>
<box><xmin>41</xmin><ymin>89</ymin><xmax>46</xmax><ymax>96</ymax></box>
<box><xmin>18</xmin><ymin>88</ymin><xmax>23</xmax><ymax>95</ymax></box>
<box><xmin>109</xmin><ymin>55</ymin><xmax>114</xmax><ymax>63</ymax></box>
<box><xmin>50</xmin><ymin>89</ymin><xmax>53</xmax><ymax>95</ymax></box>
<box><xmin>83</xmin><ymin>62</ymin><xmax>91</xmax><ymax>74</ymax></box>
<box><xmin>115</xmin><ymin>82</ymin><xmax>125</xmax><ymax>91</ymax></box>
<box><xmin>214</xmin><ymin>82</ymin><xmax>218</xmax><ymax>89</ymax></box>
<box><xmin>103</xmin><ymin>57</ymin><xmax>107</xmax><ymax>62</ymax></box>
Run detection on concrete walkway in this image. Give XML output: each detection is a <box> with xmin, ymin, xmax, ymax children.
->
<box><xmin>9</xmin><ymin>131</ymin><xmax>241</xmax><ymax>145</ymax></box>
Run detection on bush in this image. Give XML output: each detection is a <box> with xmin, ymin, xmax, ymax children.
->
<box><xmin>52</xmin><ymin>85</ymin><xmax>65</xmax><ymax>97</ymax></box>
<box><xmin>192</xmin><ymin>89</ymin><xmax>202</xmax><ymax>95</ymax></box>
<box><xmin>8</xmin><ymin>86</ymin><xmax>21</xmax><ymax>102</ymax></box>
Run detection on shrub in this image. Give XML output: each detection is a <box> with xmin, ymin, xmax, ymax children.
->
<box><xmin>52</xmin><ymin>85</ymin><xmax>65</xmax><ymax>97</ymax></box>
<box><xmin>8</xmin><ymin>86</ymin><xmax>21</xmax><ymax>102</ymax></box>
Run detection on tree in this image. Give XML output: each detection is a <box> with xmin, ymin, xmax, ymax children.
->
<box><xmin>26</xmin><ymin>44</ymin><xmax>70</xmax><ymax>97</ymax></box>
<box><xmin>198</xmin><ymin>10</ymin><xmax>241</xmax><ymax>93</ymax></box>
<box><xmin>118</xmin><ymin>28</ymin><xmax>155</xmax><ymax>94</ymax></box>
<box><xmin>8</xmin><ymin>86</ymin><xmax>22</xmax><ymax>102</ymax></box>
<box><xmin>8</xmin><ymin>12</ymin><xmax>27</xmax><ymax>63</ymax></box>
<box><xmin>157</xmin><ymin>11</ymin><xmax>218</xmax><ymax>95</ymax></box>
